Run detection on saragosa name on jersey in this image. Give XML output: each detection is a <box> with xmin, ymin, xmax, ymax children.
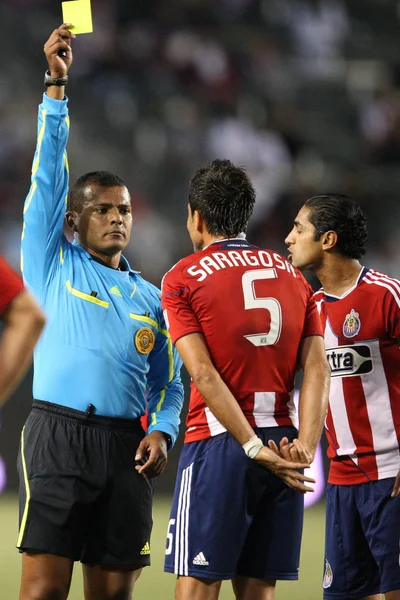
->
<box><xmin>186</xmin><ymin>250</ymin><xmax>296</xmax><ymax>282</ymax></box>
<box><xmin>326</xmin><ymin>344</ymin><xmax>373</xmax><ymax>378</ymax></box>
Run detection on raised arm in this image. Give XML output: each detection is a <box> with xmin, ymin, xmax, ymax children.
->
<box><xmin>21</xmin><ymin>25</ymin><xmax>75</xmax><ymax>298</ymax></box>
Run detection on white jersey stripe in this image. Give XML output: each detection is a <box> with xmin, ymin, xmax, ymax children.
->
<box><xmin>180</xmin><ymin>466</ymin><xmax>190</xmax><ymax>575</ymax></box>
<box><xmin>253</xmin><ymin>392</ymin><xmax>279</xmax><ymax>427</ymax></box>
<box><xmin>324</xmin><ymin>318</ymin><xmax>358</xmax><ymax>458</ymax></box>
<box><xmin>174</xmin><ymin>467</ymin><xmax>184</xmax><ymax>573</ymax></box>
<box><xmin>205</xmin><ymin>407</ymin><xmax>227</xmax><ymax>437</ymax></box>
<box><xmin>329</xmin><ymin>378</ymin><xmax>358</xmax><ymax>458</ymax></box>
<box><xmin>287</xmin><ymin>389</ymin><xmax>298</xmax><ymax>429</ymax></box>
<box><xmin>362</xmin><ymin>340</ymin><xmax>399</xmax><ymax>477</ymax></box>
<box><xmin>365</xmin><ymin>271</ymin><xmax>400</xmax><ymax>299</ymax></box>
<box><xmin>176</xmin><ymin>466</ymin><xmax>186</xmax><ymax>574</ymax></box>
<box><xmin>175</xmin><ymin>465</ymin><xmax>190</xmax><ymax>574</ymax></box>
<box><xmin>370</xmin><ymin>269</ymin><xmax>400</xmax><ymax>290</ymax></box>
<box><xmin>364</xmin><ymin>274</ymin><xmax>400</xmax><ymax>308</ymax></box>
<box><xmin>184</xmin><ymin>464</ymin><xmax>193</xmax><ymax>576</ymax></box>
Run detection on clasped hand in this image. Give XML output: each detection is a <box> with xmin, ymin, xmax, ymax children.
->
<box><xmin>255</xmin><ymin>437</ymin><xmax>315</xmax><ymax>493</ymax></box>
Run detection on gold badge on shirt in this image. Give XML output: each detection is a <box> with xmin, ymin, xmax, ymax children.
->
<box><xmin>135</xmin><ymin>327</ymin><xmax>155</xmax><ymax>354</ymax></box>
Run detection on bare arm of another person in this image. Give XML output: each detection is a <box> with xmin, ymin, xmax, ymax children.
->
<box><xmin>297</xmin><ymin>335</ymin><xmax>330</xmax><ymax>458</ymax></box>
<box><xmin>0</xmin><ymin>290</ymin><xmax>45</xmax><ymax>405</ymax></box>
<box><xmin>176</xmin><ymin>332</ymin><xmax>316</xmax><ymax>492</ymax></box>
<box><xmin>270</xmin><ymin>335</ymin><xmax>330</xmax><ymax>464</ymax></box>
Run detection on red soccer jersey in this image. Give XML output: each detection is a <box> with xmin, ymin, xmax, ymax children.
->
<box><xmin>314</xmin><ymin>267</ymin><xmax>400</xmax><ymax>485</ymax></box>
<box><xmin>0</xmin><ymin>256</ymin><xmax>24</xmax><ymax>316</ymax></box>
<box><xmin>161</xmin><ymin>238</ymin><xmax>322</xmax><ymax>443</ymax></box>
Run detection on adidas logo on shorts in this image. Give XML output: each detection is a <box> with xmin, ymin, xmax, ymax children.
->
<box><xmin>192</xmin><ymin>552</ymin><xmax>209</xmax><ymax>566</ymax></box>
<box><xmin>140</xmin><ymin>542</ymin><xmax>150</xmax><ymax>555</ymax></box>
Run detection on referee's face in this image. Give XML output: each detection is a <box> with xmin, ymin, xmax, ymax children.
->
<box><xmin>77</xmin><ymin>185</ymin><xmax>133</xmax><ymax>257</ymax></box>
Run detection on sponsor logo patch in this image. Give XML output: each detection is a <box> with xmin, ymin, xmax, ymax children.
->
<box><xmin>326</xmin><ymin>344</ymin><xmax>373</xmax><ymax>378</ymax></box>
<box><xmin>343</xmin><ymin>308</ymin><xmax>361</xmax><ymax>338</ymax></box>
<box><xmin>135</xmin><ymin>327</ymin><xmax>155</xmax><ymax>354</ymax></box>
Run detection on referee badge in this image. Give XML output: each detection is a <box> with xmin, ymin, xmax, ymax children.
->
<box><xmin>135</xmin><ymin>327</ymin><xmax>155</xmax><ymax>354</ymax></box>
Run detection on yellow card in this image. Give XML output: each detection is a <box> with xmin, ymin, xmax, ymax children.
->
<box><xmin>62</xmin><ymin>0</ymin><xmax>93</xmax><ymax>35</ymax></box>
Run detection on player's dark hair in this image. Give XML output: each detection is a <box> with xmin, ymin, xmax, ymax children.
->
<box><xmin>68</xmin><ymin>171</ymin><xmax>127</xmax><ymax>213</ymax></box>
<box><xmin>189</xmin><ymin>159</ymin><xmax>256</xmax><ymax>237</ymax></box>
<box><xmin>305</xmin><ymin>194</ymin><xmax>368</xmax><ymax>259</ymax></box>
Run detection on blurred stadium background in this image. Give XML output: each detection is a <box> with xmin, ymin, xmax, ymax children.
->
<box><xmin>1</xmin><ymin>0</ymin><xmax>399</xmax><ymax>597</ymax></box>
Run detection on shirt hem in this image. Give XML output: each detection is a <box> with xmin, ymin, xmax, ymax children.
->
<box><xmin>328</xmin><ymin>467</ymin><xmax>399</xmax><ymax>485</ymax></box>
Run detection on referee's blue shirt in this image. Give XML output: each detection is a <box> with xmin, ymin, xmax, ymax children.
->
<box><xmin>21</xmin><ymin>94</ymin><xmax>184</xmax><ymax>445</ymax></box>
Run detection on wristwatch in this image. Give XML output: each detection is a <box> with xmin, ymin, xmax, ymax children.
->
<box><xmin>44</xmin><ymin>70</ymin><xmax>68</xmax><ymax>87</ymax></box>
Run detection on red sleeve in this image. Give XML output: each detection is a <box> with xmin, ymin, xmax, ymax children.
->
<box><xmin>383</xmin><ymin>284</ymin><xmax>400</xmax><ymax>339</ymax></box>
<box><xmin>0</xmin><ymin>256</ymin><xmax>24</xmax><ymax>316</ymax></box>
<box><xmin>161</xmin><ymin>266</ymin><xmax>202</xmax><ymax>344</ymax></box>
<box><xmin>301</xmin><ymin>279</ymin><xmax>323</xmax><ymax>339</ymax></box>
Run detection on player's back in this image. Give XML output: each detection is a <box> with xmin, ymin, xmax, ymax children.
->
<box><xmin>162</xmin><ymin>238</ymin><xmax>321</xmax><ymax>441</ymax></box>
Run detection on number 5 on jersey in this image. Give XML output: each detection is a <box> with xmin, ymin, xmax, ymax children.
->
<box><xmin>242</xmin><ymin>268</ymin><xmax>282</xmax><ymax>346</ymax></box>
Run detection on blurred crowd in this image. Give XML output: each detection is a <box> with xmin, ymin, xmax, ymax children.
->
<box><xmin>2</xmin><ymin>0</ymin><xmax>400</xmax><ymax>285</ymax></box>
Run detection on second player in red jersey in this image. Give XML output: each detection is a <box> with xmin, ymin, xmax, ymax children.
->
<box><xmin>163</xmin><ymin>238</ymin><xmax>322</xmax><ymax>443</ymax></box>
<box><xmin>314</xmin><ymin>268</ymin><xmax>400</xmax><ymax>485</ymax></box>
<box><xmin>286</xmin><ymin>194</ymin><xmax>400</xmax><ymax>600</ymax></box>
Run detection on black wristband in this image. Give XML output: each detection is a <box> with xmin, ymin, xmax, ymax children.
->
<box><xmin>44</xmin><ymin>70</ymin><xmax>68</xmax><ymax>87</ymax></box>
<box><xmin>162</xmin><ymin>433</ymin><xmax>173</xmax><ymax>449</ymax></box>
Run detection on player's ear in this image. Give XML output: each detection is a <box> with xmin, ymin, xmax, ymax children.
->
<box><xmin>321</xmin><ymin>230</ymin><xmax>338</xmax><ymax>251</ymax></box>
<box><xmin>193</xmin><ymin>210</ymin><xmax>204</xmax><ymax>233</ymax></box>
<box><xmin>65</xmin><ymin>210</ymin><xmax>79</xmax><ymax>232</ymax></box>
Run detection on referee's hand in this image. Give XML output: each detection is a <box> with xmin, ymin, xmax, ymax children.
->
<box><xmin>44</xmin><ymin>24</ymin><xmax>75</xmax><ymax>78</ymax></box>
<box><xmin>135</xmin><ymin>431</ymin><xmax>168</xmax><ymax>479</ymax></box>
<box><xmin>254</xmin><ymin>446</ymin><xmax>315</xmax><ymax>493</ymax></box>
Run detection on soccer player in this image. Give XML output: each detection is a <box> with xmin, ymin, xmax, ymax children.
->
<box><xmin>0</xmin><ymin>256</ymin><xmax>45</xmax><ymax>405</ymax></box>
<box><xmin>17</xmin><ymin>25</ymin><xmax>183</xmax><ymax>600</ymax></box>
<box><xmin>285</xmin><ymin>194</ymin><xmax>400</xmax><ymax>600</ymax></box>
<box><xmin>161</xmin><ymin>159</ymin><xmax>330</xmax><ymax>600</ymax></box>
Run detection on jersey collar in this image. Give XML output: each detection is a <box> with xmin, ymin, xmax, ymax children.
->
<box><xmin>203</xmin><ymin>233</ymin><xmax>251</xmax><ymax>251</ymax></box>
<box><xmin>325</xmin><ymin>266</ymin><xmax>370</xmax><ymax>302</ymax></box>
<box><xmin>73</xmin><ymin>241</ymin><xmax>140</xmax><ymax>274</ymax></box>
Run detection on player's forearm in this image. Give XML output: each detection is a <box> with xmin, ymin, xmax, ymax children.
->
<box><xmin>297</xmin><ymin>361</ymin><xmax>330</xmax><ymax>460</ymax></box>
<box><xmin>192</xmin><ymin>368</ymin><xmax>256</xmax><ymax>446</ymax></box>
<box><xmin>0</xmin><ymin>296</ymin><xmax>46</xmax><ymax>405</ymax></box>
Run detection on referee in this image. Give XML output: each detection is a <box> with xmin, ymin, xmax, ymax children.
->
<box><xmin>18</xmin><ymin>25</ymin><xmax>184</xmax><ymax>600</ymax></box>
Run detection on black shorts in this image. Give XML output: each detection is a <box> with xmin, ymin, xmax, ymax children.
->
<box><xmin>17</xmin><ymin>401</ymin><xmax>153</xmax><ymax>567</ymax></box>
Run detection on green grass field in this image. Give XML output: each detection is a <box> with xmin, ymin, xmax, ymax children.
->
<box><xmin>0</xmin><ymin>494</ymin><xmax>325</xmax><ymax>599</ymax></box>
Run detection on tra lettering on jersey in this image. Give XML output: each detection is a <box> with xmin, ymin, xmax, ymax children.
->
<box><xmin>314</xmin><ymin>267</ymin><xmax>400</xmax><ymax>485</ymax></box>
<box><xmin>326</xmin><ymin>344</ymin><xmax>373</xmax><ymax>377</ymax></box>
<box><xmin>161</xmin><ymin>239</ymin><xmax>322</xmax><ymax>443</ymax></box>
